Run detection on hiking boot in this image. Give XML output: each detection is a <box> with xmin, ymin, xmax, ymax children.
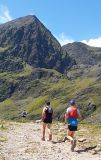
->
<box><xmin>49</xmin><ymin>134</ymin><xmax>52</xmax><ymax>141</ymax></box>
<box><xmin>71</xmin><ymin>140</ymin><xmax>74</xmax><ymax>152</ymax></box>
<box><xmin>71</xmin><ymin>139</ymin><xmax>76</xmax><ymax>151</ymax></box>
<box><xmin>71</xmin><ymin>145</ymin><xmax>74</xmax><ymax>152</ymax></box>
<box><xmin>73</xmin><ymin>139</ymin><xmax>76</xmax><ymax>149</ymax></box>
<box><xmin>63</xmin><ymin>136</ymin><xmax>68</xmax><ymax>142</ymax></box>
<box><xmin>71</xmin><ymin>144</ymin><xmax>74</xmax><ymax>152</ymax></box>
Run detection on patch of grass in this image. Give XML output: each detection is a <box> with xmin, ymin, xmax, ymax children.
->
<box><xmin>48</xmin><ymin>79</ymin><xmax>70</xmax><ymax>91</ymax></box>
<box><xmin>26</xmin><ymin>95</ymin><xmax>48</xmax><ymax>113</ymax></box>
<box><xmin>17</xmin><ymin>64</ymin><xmax>33</xmax><ymax>77</ymax></box>
<box><xmin>14</xmin><ymin>97</ymin><xmax>33</xmax><ymax>107</ymax></box>
<box><xmin>51</xmin><ymin>99</ymin><xmax>62</xmax><ymax>108</ymax></box>
<box><xmin>16</xmin><ymin>118</ymin><xmax>31</xmax><ymax>123</ymax></box>
<box><xmin>0</xmin><ymin>99</ymin><xmax>19</xmax><ymax>119</ymax></box>
<box><xmin>93</xmin><ymin>106</ymin><xmax>101</xmax><ymax>114</ymax></box>
<box><xmin>75</xmin><ymin>78</ymin><xmax>96</xmax><ymax>91</ymax></box>
<box><xmin>0</xmin><ymin>64</ymin><xmax>33</xmax><ymax>82</ymax></box>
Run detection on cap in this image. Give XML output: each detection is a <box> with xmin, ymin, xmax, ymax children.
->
<box><xmin>69</xmin><ymin>99</ymin><xmax>75</xmax><ymax>105</ymax></box>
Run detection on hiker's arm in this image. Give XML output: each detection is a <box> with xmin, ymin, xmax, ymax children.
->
<box><xmin>42</xmin><ymin>108</ymin><xmax>46</xmax><ymax>119</ymax></box>
<box><xmin>77</xmin><ymin>110</ymin><xmax>81</xmax><ymax>119</ymax></box>
<box><xmin>65</xmin><ymin>110</ymin><xmax>69</xmax><ymax>124</ymax></box>
<box><xmin>52</xmin><ymin>111</ymin><xmax>55</xmax><ymax>118</ymax></box>
<box><xmin>65</xmin><ymin>114</ymin><xmax>67</xmax><ymax>124</ymax></box>
<box><xmin>42</xmin><ymin>112</ymin><xmax>45</xmax><ymax>119</ymax></box>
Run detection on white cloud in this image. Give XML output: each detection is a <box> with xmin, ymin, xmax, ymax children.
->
<box><xmin>81</xmin><ymin>37</ymin><xmax>101</xmax><ymax>47</ymax></box>
<box><xmin>0</xmin><ymin>5</ymin><xmax>12</xmax><ymax>23</ymax></box>
<box><xmin>55</xmin><ymin>33</ymin><xmax>74</xmax><ymax>46</ymax></box>
<box><xmin>56</xmin><ymin>33</ymin><xmax>101</xmax><ymax>47</ymax></box>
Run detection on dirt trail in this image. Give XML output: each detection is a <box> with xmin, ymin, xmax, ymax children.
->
<box><xmin>0</xmin><ymin>122</ymin><xmax>101</xmax><ymax>160</ymax></box>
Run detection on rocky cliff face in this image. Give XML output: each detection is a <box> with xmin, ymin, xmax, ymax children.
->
<box><xmin>62</xmin><ymin>42</ymin><xmax>101</xmax><ymax>65</ymax></box>
<box><xmin>62</xmin><ymin>42</ymin><xmax>101</xmax><ymax>79</ymax></box>
<box><xmin>0</xmin><ymin>15</ymin><xmax>74</xmax><ymax>73</ymax></box>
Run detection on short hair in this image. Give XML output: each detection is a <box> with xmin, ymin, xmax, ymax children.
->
<box><xmin>46</xmin><ymin>101</ymin><xmax>50</xmax><ymax>106</ymax></box>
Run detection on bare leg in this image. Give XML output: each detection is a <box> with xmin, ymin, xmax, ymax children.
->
<box><xmin>47</xmin><ymin>123</ymin><xmax>52</xmax><ymax>141</ymax></box>
<box><xmin>42</xmin><ymin>122</ymin><xmax>46</xmax><ymax>140</ymax></box>
<box><xmin>71</xmin><ymin>131</ymin><xmax>77</xmax><ymax>148</ymax></box>
<box><xmin>67</xmin><ymin>130</ymin><xmax>74</xmax><ymax>140</ymax></box>
<box><xmin>67</xmin><ymin>130</ymin><xmax>76</xmax><ymax>151</ymax></box>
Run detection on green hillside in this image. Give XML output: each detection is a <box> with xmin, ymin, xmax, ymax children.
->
<box><xmin>0</xmin><ymin>67</ymin><xmax>100</xmax><ymax>124</ymax></box>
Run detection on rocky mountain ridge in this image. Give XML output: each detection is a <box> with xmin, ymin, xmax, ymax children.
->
<box><xmin>62</xmin><ymin>42</ymin><xmax>101</xmax><ymax>65</ymax></box>
<box><xmin>0</xmin><ymin>15</ymin><xmax>74</xmax><ymax>73</ymax></box>
<box><xmin>62</xmin><ymin>42</ymin><xmax>101</xmax><ymax>79</ymax></box>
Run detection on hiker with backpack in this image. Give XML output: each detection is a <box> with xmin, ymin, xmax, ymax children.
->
<box><xmin>65</xmin><ymin>99</ymin><xmax>81</xmax><ymax>151</ymax></box>
<box><xmin>42</xmin><ymin>101</ymin><xmax>53</xmax><ymax>141</ymax></box>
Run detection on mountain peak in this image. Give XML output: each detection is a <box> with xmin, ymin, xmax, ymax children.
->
<box><xmin>11</xmin><ymin>15</ymin><xmax>39</xmax><ymax>24</ymax></box>
<box><xmin>62</xmin><ymin>41</ymin><xmax>101</xmax><ymax>65</ymax></box>
<box><xmin>0</xmin><ymin>15</ymin><xmax>74</xmax><ymax>73</ymax></box>
<box><xmin>0</xmin><ymin>15</ymin><xmax>40</xmax><ymax>29</ymax></box>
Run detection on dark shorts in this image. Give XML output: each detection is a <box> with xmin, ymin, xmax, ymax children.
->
<box><xmin>68</xmin><ymin>125</ymin><xmax>77</xmax><ymax>131</ymax></box>
<box><xmin>43</xmin><ymin>119</ymin><xmax>52</xmax><ymax>124</ymax></box>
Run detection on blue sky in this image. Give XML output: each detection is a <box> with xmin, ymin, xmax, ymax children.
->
<box><xmin>0</xmin><ymin>0</ymin><xmax>101</xmax><ymax>47</ymax></box>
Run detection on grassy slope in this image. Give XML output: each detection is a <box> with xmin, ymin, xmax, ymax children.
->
<box><xmin>0</xmin><ymin>60</ymin><xmax>101</xmax><ymax>121</ymax></box>
<box><xmin>0</xmin><ymin>65</ymin><xmax>101</xmax><ymax>121</ymax></box>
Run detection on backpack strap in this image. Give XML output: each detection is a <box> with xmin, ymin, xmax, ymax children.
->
<box><xmin>68</xmin><ymin>106</ymin><xmax>78</xmax><ymax>118</ymax></box>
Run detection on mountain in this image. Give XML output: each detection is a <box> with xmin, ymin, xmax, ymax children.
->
<box><xmin>0</xmin><ymin>15</ymin><xmax>74</xmax><ymax>73</ymax></box>
<box><xmin>0</xmin><ymin>16</ymin><xmax>101</xmax><ymax>124</ymax></box>
<box><xmin>62</xmin><ymin>42</ymin><xmax>101</xmax><ymax>79</ymax></box>
<box><xmin>0</xmin><ymin>15</ymin><xmax>75</xmax><ymax>119</ymax></box>
<box><xmin>62</xmin><ymin>42</ymin><xmax>101</xmax><ymax>65</ymax></box>
<box><xmin>62</xmin><ymin>42</ymin><xmax>101</xmax><ymax>124</ymax></box>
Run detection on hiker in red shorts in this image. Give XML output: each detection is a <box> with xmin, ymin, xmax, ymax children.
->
<box><xmin>65</xmin><ymin>99</ymin><xmax>81</xmax><ymax>151</ymax></box>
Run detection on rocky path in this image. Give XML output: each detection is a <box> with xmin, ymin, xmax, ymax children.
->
<box><xmin>0</xmin><ymin>122</ymin><xmax>101</xmax><ymax>160</ymax></box>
